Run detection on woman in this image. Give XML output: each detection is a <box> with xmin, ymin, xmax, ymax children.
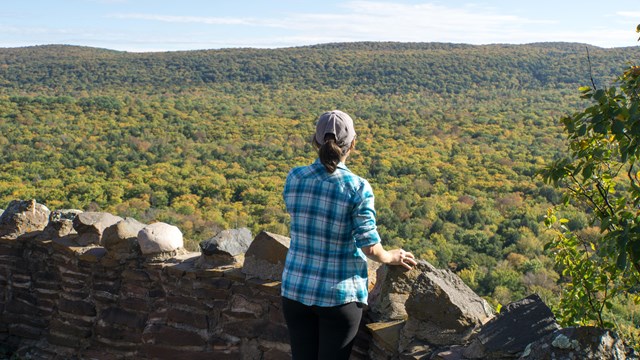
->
<box><xmin>281</xmin><ymin>110</ymin><xmax>417</xmax><ymax>359</ymax></box>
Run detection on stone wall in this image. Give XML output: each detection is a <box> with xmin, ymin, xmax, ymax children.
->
<box><xmin>0</xmin><ymin>200</ymin><xmax>296</xmax><ymax>359</ymax></box>
<box><xmin>0</xmin><ymin>234</ymin><xmax>290</xmax><ymax>359</ymax></box>
<box><xmin>0</xmin><ymin>200</ymin><xmax>636</xmax><ymax>360</ymax></box>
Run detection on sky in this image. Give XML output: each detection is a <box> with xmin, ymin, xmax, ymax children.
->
<box><xmin>1</xmin><ymin>0</ymin><xmax>639</xmax><ymax>52</ymax></box>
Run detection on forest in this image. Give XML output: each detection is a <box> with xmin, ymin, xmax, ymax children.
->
<box><xmin>1</xmin><ymin>42</ymin><xmax>639</xmax><ymax>341</ymax></box>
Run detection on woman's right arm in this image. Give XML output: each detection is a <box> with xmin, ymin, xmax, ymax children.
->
<box><xmin>353</xmin><ymin>179</ymin><xmax>417</xmax><ymax>269</ymax></box>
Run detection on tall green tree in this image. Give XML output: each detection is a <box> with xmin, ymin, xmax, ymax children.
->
<box><xmin>542</xmin><ymin>25</ymin><xmax>640</xmax><ymax>339</ymax></box>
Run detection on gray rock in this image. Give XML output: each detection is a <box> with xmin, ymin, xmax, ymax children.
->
<box><xmin>72</xmin><ymin>211</ymin><xmax>123</xmax><ymax>246</ymax></box>
<box><xmin>42</xmin><ymin>209</ymin><xmax>83</xmax><ymax>239</ymax></box>
<box><xmin>138</xmin><ymin>222</ymin><xmax>183</xmax><ymax>255</ymax></box>
<box><xmin>198</xmin><ymin>228</ymin><xmax>252</xmax><ymax>267</ymax></box>
<box><xmin>406</xmin><ymin>265</ymin><xmax>493</xmax><ymax>329</ymax></box>
<box><xmin>0</xmin><ymin>199</ymin><xmax>50</xmax><ymax>239</ymax></box>
<box><xmin>430</xmin><ymin>345</ymin><xmax>466</xmax><ymax>360</ymax></box>
<box><xmin>463</xmin><ymin>294</ymin><xmax>560</xmax><ymax>359</ymax></box>
<box><xmin>400</xmin><ymin>262</ymin><xmax>493</xmax><ymax>347</ymax></box>
<box><xmin>242</xmin><ymin>231</ymin><xmax>290</xmax><ymax>280</ymax></box>
<box><xmin>368</xmin><ymin>260</ymin><xmax>436</xmax><ymax>322</ymax></box>
<box><xmin>519</xmin><ymin>326</ymin><xmax>636</xmax><ymax>360</ymax></box>
<box><xmin>200</xmin><ymin>228</ymin><xmax>253</xmax><ymax>257</ymax></box>
<box><xmin>102</xmin><ymin>217</ymin><xmax>146</xmax><ymax>256</ymax></box>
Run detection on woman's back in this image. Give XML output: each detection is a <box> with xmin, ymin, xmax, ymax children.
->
<box><xmin>282</xmin><ymin>159</ymin><xmax>377</xmax><ymax>307</ymax></box>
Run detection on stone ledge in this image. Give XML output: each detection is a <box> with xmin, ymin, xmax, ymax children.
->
<box><xmin>366</xmin><ymin>320</ymin><xmax>405</xmax><ymax>355</ymax></box>
<box><xmin>246</xmin><ymin>278</ymin><xmax>282</xmax><ymax>296</ymax></box>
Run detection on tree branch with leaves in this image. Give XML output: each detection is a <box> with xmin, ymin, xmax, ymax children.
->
<box><xmin>541</xmin><ymin>25</ymin><xmax>640</xmax><ymax>343</ymax></box>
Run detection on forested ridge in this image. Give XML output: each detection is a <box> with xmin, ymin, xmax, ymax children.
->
<box><xmin>0</xmin><ymin>42</ymin><xmax>635</xmax><ymax>93</ymax></box>
<box><xmin>1</xmin><ymin>43</ymin><xmax>639</xmax><ymax>334</ymax></box>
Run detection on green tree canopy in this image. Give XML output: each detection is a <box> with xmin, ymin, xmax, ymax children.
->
<box><xmin>541</xmin><ymin>25</ymin><xmax>640</xmax><ymax>346</ymax></box>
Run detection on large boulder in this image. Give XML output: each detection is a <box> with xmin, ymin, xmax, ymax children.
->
<box><xmin>0</xmin><ymin>199</ymin><xmax>50</xmax><ymax>239</ymax></box>
<box><xmin>137</xmin><ymin>222</ymin><xmax>183</xmax><ymax>255</ymax></box>
<box><xmin>368</xmin><ymin>260</ymin><xmax>435</xmax><ymax>322</ymax></box>
<box><xmin>73</xmin><ymin>212</ymin><xmax>123</xmax><ymax>246</ymax></box>
<box><xmin>198</xmin><ymin>228</ymin><xmax>252</xmax><ymax>267</ymax></box>
<box><xmin>102</xmin><ymin>217</ymin><xmax>146</xmax><ymax>257</ymax></box>
<box><xmin>519</xmin><ymin>326</ymin><xmax>636</xmax><ymax>360</ymax></box>
<box><xmin>242</xmin><ymin>231</ymin><xmax>290</xmax><ymax>280</ymax></box>
<box><xmin>399</xmin><ymin>261</ymin><xmax>494</xmax><ymax>348</ymax></box>
<box><xmin>463</xmin><ymin>294</ymin><xmax>560</xmax><ymax>359</ymax></box>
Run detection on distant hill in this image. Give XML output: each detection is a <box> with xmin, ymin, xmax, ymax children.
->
<box><xmin>1</xmin><ymin>42</ymin><xmax>638</xmax><ymax>94</ymax></box>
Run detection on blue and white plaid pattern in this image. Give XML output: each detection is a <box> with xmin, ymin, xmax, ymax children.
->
<box><xmin>282</xmin><ymin>159</ymin><xmax>381</xmax><ymax>306</ymax></box>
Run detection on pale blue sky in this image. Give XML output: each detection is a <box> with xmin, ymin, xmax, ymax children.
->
<box><xmin>1</xmin><ymin>0</ymin><xmax>639</xmax><ymax>52</ymax></box>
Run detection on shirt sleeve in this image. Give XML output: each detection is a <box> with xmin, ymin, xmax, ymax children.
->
<box><xmin>352</xmin><ymin>179</ymin><xmax>382</xmax><ymax>248</ymax></box>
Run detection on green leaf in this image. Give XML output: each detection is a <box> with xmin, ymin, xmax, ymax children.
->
<box><xmin>581</xmin><ymin>163</ymin><xmax>594</xmax><ymax>179</ymax></box>
<box><xmin>603</xmin><ymin>321</ymin><xmax>616</xmax><ymax>328</ymax></box>
<box><xmin>616</xmin><ymin>251</ymin><xmax>627</xmax><ymax>270</ymax></box>
<box><xmin>617</xmin><ymin>236</ymin><xmax>629</xmax><ymax>250</ymax></box>
<box><xmin>577</xmin><ymin>124</ymin><xmax>587</xmax><ymax>136</ymax></box>
<box><xmin>605</xmin><ymin>301</ymin><xmax>613</xmax><ymax>309</ymax></box>
<box><xmin>593</xmin><ymin>121</ymin><xmax>608</xmax><ymax>134</ymax></box>
<box><xmin>594</xmin><ymin>89</ymin><xmax>607</xmax><ymax>102</ymax></box>
<box><xmin>620</xmin><ymin>145</ymin><xmax>629</xmax><ymax>162</ymax></box>
<box><xmin>612</xmin><ymin>119</ymin><xmax>625</xmax><ymax>135</ymax></box>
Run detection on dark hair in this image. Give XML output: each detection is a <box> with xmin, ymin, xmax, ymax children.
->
<box><xmin>314</xmin><ymin>135</ymin><xmax>344</xmax><ymax>173</ymax></box>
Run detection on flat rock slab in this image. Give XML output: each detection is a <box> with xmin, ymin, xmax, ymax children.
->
<box><xmin>463</xmin><ymin>294</ymin><xmax>559</xmax><ymax>359</ymax></box>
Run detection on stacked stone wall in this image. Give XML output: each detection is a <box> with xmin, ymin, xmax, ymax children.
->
<box><xmin>0</xmin><ymin>234</ymin><xmax>293</xmax><ymax>359</ymax></box>
<box><xmin>0</xmin><ymin>200</ymin><xmax>635</xmax><ymax>360</ymax></box>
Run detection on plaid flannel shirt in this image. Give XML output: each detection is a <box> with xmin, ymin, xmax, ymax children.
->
<box><xmin>281</xmin><ymin>159</ymin><xmax>381</xmax><ymax>306</ymax></box>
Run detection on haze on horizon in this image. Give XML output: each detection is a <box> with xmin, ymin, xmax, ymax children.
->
<box><xmin>1</xmin><ymin>0</ymin><xmax>639</xmax><ymax>52</ymax></box>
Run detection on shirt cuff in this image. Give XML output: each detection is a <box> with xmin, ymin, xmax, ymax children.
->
<box><xmin>355</xmin><ymin>228</ymin><xmax>381</xmax><ymax>248</ymax></box>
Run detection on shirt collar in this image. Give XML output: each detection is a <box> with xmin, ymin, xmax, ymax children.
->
<box><xmin>313</xmin><ymin>158</ymin><xmax>351</xmax><ymax>172</ymax></box>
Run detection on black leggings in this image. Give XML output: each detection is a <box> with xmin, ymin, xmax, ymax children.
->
<box><xmin>282</xmin><ymin>297</ymin><xmax>363</xmax><ymax>360</ymax></box>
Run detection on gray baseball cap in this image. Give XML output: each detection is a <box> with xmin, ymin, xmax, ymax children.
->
<box><xmin>314</xmin><ymin>110</ymin><xmax>357</xmax><ymax>148</ymax></box>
